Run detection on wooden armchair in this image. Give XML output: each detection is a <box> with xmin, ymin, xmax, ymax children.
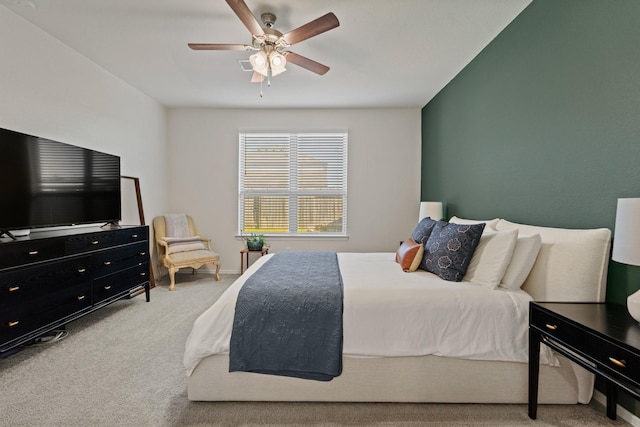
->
<box><xmin>153</xmin><ymin>215</ymin><xmax>220</xmax><ymax>291</ymax></box>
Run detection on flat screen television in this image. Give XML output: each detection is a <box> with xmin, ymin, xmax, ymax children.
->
<box><xmin>0</xmin><ymin>127</ymin><xmax>121</xmax><ymax>235</ymax></box>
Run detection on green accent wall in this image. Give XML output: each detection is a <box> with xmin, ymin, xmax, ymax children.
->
<box><xmin>421</xmin><ymin>0</ymin><xmax>640</xmax><ymax>413</ymax></box>
<box><xmin>422</xmin><ymin>0</ymin><xmax>640</xmax><ymax>303</ymax></box>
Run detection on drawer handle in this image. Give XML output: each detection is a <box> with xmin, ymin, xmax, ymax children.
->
<box><xmin>140</xmin><ymin>252</ymin><xmax>146</xmax><ymax>256</ymax></box>
<box><xmin>139</xmin><ymin>272</ymin><xmax>147</xmax><ymax>276</ymax></box>
<box><xmin>9</xmin><ymin>286</ymin><xmax>20</xmax><ymax>292</ymax></box>
<box><xmin>545</xmin><ymin>324</ymin><xmax>558</xmax><ymax>331</ymax></box>
<box><xmin>104</xmin><ymin>285</ymin><xmax>112</xmax><ymax>290</ymax></box>
<box><xmin>609</xmin><ymin>357</ymin><xmax>626</xmax><ymax>368</ymax></box>
<box><xmin>28</xmin><ymin>250</ymin><xmax>39</xmax><ymax>256</ymax></box>
<box><xmin>132</xmin><ymin>234</ymin><xmax>138</xmax><ymax>238</ymax></box>
<box><xmin>103</xmin><ymin>261</ymin><xmax>112</xmax><ymax>266</ymax></box>
<box><xmin>77</xmin><ymin>295</ymin><xmax>86</xmax><ymax>301</ymax></box>
<box><xmin>8</xmin><ymin>320</ymin><xmax>19</xmax><ymax>327</ymax></box>
<box><xmin>77</xmin><ymin>268</ymin><xmax>86</xmax><ymax>273</ymax></box>
<box><xmin>91</xmin><ymin>240</ymin><xmax>100</xmax><ymax>245</ymax></box>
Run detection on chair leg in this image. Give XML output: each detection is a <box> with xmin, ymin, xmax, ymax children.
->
<box><xmin>169</xmin><ymin>266</ymin><xmax>178</xmax><ymax>291</ymax></box>
<box><xmin>215</xmin><ymin>261</ymin><xmax>221</xmax><ymax>281</ymax></box>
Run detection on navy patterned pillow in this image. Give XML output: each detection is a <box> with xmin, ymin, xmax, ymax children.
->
<box><xmin>421</xmin><ymin>222</ymin><xmax>485</xmax><ymax>282</ymax></box>
<box><xmin>410</xmin><ymin>217</ymin><xmax>439</xmax><ymax>246</ymax></box>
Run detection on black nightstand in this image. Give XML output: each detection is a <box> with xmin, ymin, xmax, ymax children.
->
<box><xmin>529</xmin><ymin>302</ymin><xmax>640</xmax><ymax>420</ymax></box>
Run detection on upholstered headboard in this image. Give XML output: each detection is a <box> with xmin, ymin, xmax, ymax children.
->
<box><xmin>495</xmin><ymin>219</ymin><xmax>611</xmax><ymax>302</ymax></box>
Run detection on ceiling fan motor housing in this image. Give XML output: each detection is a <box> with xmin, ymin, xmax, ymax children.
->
<box><xmin>260</xmin><ymin>12</ymin><xmax>276</xmax><ymax>28</ymax></box>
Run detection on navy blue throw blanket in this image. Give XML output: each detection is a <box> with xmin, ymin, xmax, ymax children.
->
<box><xmin>229</xmin><ymin>252</ymin><xmax>343</xmax><ymax>381</ymax></box>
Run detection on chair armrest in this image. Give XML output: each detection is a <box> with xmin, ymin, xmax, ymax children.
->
<box><xmin>199</xmin><ymin>238</ymin><xmax>212</xmax><ymax>250</ymax></box>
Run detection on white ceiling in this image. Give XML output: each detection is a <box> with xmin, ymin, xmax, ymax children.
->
<box><xmin>1</xmin><ymin>0</ymin><xmax>531</xmax><ymax>109</ymax></box>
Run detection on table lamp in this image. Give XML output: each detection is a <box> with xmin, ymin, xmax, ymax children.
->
<box><xmin>418</xmin><ymin>202</ymin><xmax>444</xmax><ymax>222</ymax></box>
<box><xmin>612</xmin><ymin>198</ymin><xmax>640</xmax><ymax>322</ymax></box>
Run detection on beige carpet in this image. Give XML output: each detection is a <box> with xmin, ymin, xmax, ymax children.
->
<box><xmin>0</xmin><ymin>273</ymin><xmax>631</xmax><ymax>427</ymax></box>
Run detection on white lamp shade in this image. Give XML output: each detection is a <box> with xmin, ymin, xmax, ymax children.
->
<box><xmin>269</xmin><ymin>51</ymin><xmax>287</xmax><ymax>76</ymax></box>
<box><xmin>419</xmin><ymin>201</ymin><xmax>444</xmax><ymax>221</ymax></box>
<box><xmin>249</xmin><ymin>51</ymin><xmax>269</xmax><ymax>76</ymax></box>
<box><xmin>613</xmin><ymin>198</ymin><xmax>640</xmax><ymax>266</ymax></box>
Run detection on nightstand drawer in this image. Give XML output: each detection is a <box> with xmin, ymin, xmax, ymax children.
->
<box><xmin>591</xmin><ymin>339</ymin><xmax>640</xmax><ymax>387</ymax></box>
<box><xmin>532</xmin><ymin>305</ymin><xmax>640</xmax><ymax>384</ymax></box>
<box><xmin>530</xmin><ymin>306</ymin><xmax>591</xmax><ymax>350</ymax></box>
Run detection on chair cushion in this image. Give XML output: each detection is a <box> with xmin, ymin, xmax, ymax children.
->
<box><xmin>167</xmin><ymin>249</ymin><xmax>219</xmax><ymax>265</ymax></box>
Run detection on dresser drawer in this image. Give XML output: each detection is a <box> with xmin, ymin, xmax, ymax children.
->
<box><xmin>92</xmin><ymin>242</ymin><xmax>149</xmax><ymax>279</ymax></box>
<box><xmin>0</xmin><ymin>238</ymin><xmax>65</xmax><ymax>269</ymax></box>
<box><xmin>115</xmin><ymin>227</ymin><xmax>148</xmax><ymax>245</ymax></box>
<box><xmin>0</xmin><ymin>256</ymin><xmax>92</xmax><ymax>312</ymax></box>
<box><xmin>0</xmin><ymin>280</ymin><xmax>92</xmax><ymax>347</ymax></box>
<box><xmin>93</xmin><ymin>262</ymin><xmax>149</xmax><ymax>303</ymax></box>
<box><xmin>65</xmin><ymin>231</ymin><xmax>117</xmax><ymax>255</ymax></box>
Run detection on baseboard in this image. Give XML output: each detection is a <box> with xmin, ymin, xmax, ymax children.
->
<box><xmin>594</xmin><ymin>390</ymin><xmax>640</xmax><ymax>426</ymax></box>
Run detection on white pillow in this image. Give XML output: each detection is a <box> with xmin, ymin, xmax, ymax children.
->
<box><xmin>499</xmin><ymin>233</ymin><xmax>542</xmax><ymax>290</ymax></box>
<box><xmin>496</xmin><ymin>219</ymin><xmax>611</xmax><ymax>301</ymax></box>
<box><xmin>449</xmin><ymin>216</ymin><xmax>500</xmax><ymax>230</ymax></box>
<box><xmin>463</xmin><ymin>228</ymin><xmax>519</xmax><ymax>289</ymax></box>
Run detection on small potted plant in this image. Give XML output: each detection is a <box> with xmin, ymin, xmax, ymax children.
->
<box><xmin>245</xmin><ymin>233</ymin><xmax>266</xmax><ymax>251</ymax></box>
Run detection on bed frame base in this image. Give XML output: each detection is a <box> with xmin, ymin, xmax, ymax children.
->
<box><xmin>188</xmin><ymin>353</ymin><xmax>593</xmax><ymax>404</ymax></box>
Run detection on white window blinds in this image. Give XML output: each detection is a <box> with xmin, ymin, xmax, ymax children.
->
<box><xmin>239</xmin><ymin>132</ymin><xmax>348</xmax><ymax>236</ymax></box>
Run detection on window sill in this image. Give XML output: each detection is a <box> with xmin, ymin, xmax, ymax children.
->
<box><xmin>236</xmin><ymin>234</ymin><xmax>349</xmax><ymax>240</ymax></box>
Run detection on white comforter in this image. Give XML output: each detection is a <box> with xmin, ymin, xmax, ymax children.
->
<box><xmin>184</xmin><ymin>253</ymin><xmax>554</xmax><ymax>375</ymax></box>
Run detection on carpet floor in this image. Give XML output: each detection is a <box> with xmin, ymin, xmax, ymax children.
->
<box><xmin>0</xmin><ymin>273</ymin><xmax>632</xmax><ymax>427</ymax></box>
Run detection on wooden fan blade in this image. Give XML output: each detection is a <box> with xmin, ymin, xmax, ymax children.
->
<box><xmin>284</xmin><ymin>52</ymin><xmax>330</xmax><ymax>75</ymax></box>
<box><xmin>188</xmin><ymin>43</ymin><xmax>251</xmax><ymax>51</ymax></box>
<box><xmin>226</xmin><ymin>0</ymin><xmax>264</xmax><ymax>36</ymax></box>
<box><xmin>282</xmin><ymin>12</ymin><xmax>339</xmax><ymax>45</ymax></box>
<box><xmin>251</xmin><ymin>71</ymin><xmax>265</xmax><ymax>83</ymax></box>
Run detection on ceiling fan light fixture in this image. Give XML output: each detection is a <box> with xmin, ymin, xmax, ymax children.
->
<box><xmin>269</xmin><ymin>51</ymin><xmax>287</xmax><ymax>76</ymax></box>
<box><xmin>249</xmin><ymin>51</ymin><xmax>269</xmax><ymax>76</ymax></box>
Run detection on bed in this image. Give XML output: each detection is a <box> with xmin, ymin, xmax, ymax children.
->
<box><xmin>184</xmin><ymin>218</ymin><xmax>612</xmax><ymax>404</ymax></box>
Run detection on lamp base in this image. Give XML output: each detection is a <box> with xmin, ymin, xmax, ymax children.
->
<box><xmin>627</xmin><ymin>289</ymin><xmax>640</xmax><ymax>322</ymax></box>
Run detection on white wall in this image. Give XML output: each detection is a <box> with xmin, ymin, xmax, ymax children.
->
<box><xmin>167</xmin><ymin>108</ymin><xmax>422</xmax><ymax>274</ymax></box>
<box><xmin>0</xmin><ymin>7</ymin><xmax>168</xmax><ymax>266</ymax></box>
<box><xmin>0</xmin><ymin>6</ymin><xmax>422</xmax><ymax>278</ymax></box>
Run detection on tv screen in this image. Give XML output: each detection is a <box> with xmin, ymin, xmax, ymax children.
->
<box><xmin>0</xmin><ymin>128</ymin><xmax>121</xmax><ymax>231</ymax></box>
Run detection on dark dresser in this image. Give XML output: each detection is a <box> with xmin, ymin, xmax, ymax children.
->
<box><xmin>0</xmin><ymin>225</ymin><xmax>150</xmax><ymax>354</ymax></box>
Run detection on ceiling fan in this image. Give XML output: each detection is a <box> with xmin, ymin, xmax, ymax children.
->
<box><xmin>188</xmin><ymin>0</ymin><xmax>340</xmax><ymax>83</ymax></box>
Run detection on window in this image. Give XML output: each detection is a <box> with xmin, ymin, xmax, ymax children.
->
<box><xmin>239</xmin><ymin>132</ymin><xmax>348</xmax><ymax>236</ymax></box>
